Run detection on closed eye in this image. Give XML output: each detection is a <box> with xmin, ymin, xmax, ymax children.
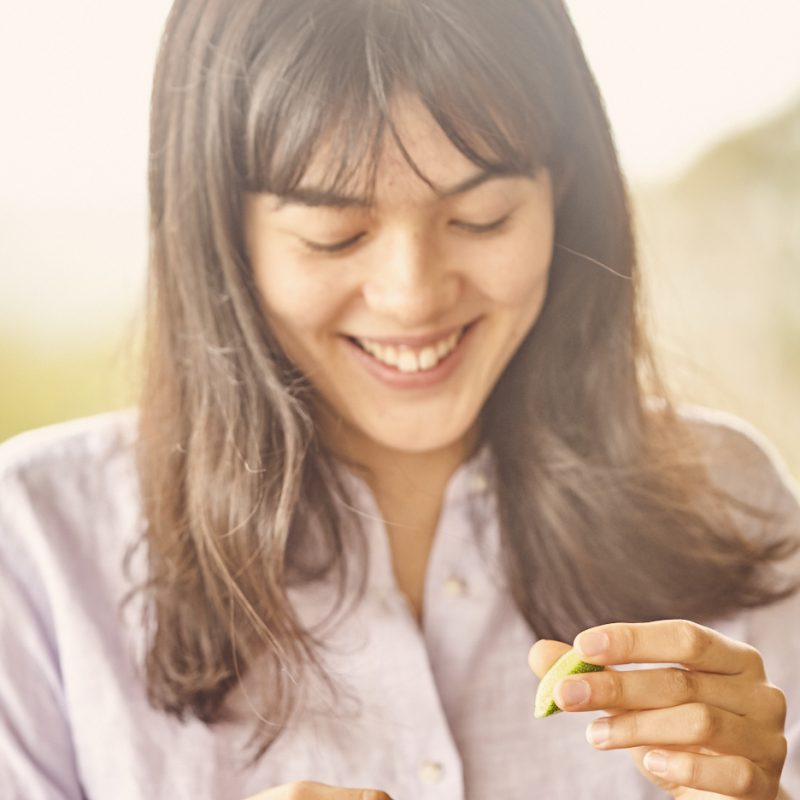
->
<box><xmin>452</xmin><ymin>213</ymin><xmax>512</xmax><ymax>234</ymax></box>
<box><xmin>301</xmin><ymin>233</ymin><xmax>366</xmax><ymax>254</ymax></box>
<box><xmin>302</xmin><ymin>213</ymin><xmax>513</xmax><ymax>254</ymax></box>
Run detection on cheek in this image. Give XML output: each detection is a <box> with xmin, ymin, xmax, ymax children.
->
<box><xmin>252</xmin><ymin>250</ymin><xmax>353</xmax><ymax>333</ymax></box>
<box><xmin>471</xmin><ymin>176</ymin><xmax>556</xmax><ymax>304</ymax></box>
<box><xmin>473</xmin><ymin>229</ymin><xmax>554</xmax><ymax>306</ymax></box>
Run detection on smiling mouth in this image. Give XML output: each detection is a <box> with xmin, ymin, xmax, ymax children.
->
<box><xmin>346</xmin><ymin>322</ymin><xmax>474</xmax><ymax>373</ymax></box>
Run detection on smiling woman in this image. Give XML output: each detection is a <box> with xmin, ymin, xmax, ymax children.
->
<box><xmin>243</xmin><ymin>98</ymin><xmax>556</xmax><ymax>460</ymax></box>
<box><xmin>1</xmin><ymin>0</ymin><xmax>799</xmax><ymax>799</ymax></box>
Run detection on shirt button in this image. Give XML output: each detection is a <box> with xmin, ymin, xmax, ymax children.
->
<box><xmin>443</xmin><ymin>576</ymin><xmax>467</xmax><ymax>597</ymax></box>
<box><xmin>418</xmin><ymin>760</ymin><xmax>445</xmax><ymax>784</ymax></box>
<box><xmin>468</xmin><ymin>472</ymin><xmax>488</xmax><ymax>494</ymax></box>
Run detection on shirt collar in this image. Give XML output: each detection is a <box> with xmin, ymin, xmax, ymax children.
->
<box><xmin>332</xmin><ymin>442</ymin><xmax>495</xmax><ymax>514</ymax></box>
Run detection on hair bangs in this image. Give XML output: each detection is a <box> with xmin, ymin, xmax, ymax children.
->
<box><xmin>239</xmin><ymin>0</ymin><xmax>554</xmax><ymax>204</ymax></box>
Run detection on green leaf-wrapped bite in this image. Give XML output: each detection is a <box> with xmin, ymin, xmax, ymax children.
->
<box><xmin>534</xmin><ymin>648</ymin><xmax>605</xmax><ymax>718</ymax></box>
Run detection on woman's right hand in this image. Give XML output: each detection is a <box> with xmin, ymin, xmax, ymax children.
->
<box><xmin>245</xmin><ymin>782</ymin><xmax>394</xmax><ymax>800</ymax></box>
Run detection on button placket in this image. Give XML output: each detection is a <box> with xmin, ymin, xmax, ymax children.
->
<box><xmin>334</xmin><ymin>462</ymin><xmax>465</xmax><ymax>799</ymax></box>
<box><xmin>467</xmin><ymin>471</ymin><xmax>488</xmax><ymax>495</ymax></box>
<box><xmin>443</xmin><ymin>575</ymin><xmax>468</xmax><ymax>598</ymax></box>
<box><xmin>418</xmin><ymin>759</ymin><xmax>445</xmax><ymax>784</ymax></box>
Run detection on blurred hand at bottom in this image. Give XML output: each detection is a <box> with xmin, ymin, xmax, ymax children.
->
<box><xmin>245</xmin><ymin>782</ymin><xmax>394</xmax><ymax>799</ymax></box>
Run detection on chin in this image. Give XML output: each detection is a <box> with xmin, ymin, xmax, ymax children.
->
<box><xmin>361</xmin><ymin>416</ymin><xmax>477</xmax><ymax>457</ymax></box>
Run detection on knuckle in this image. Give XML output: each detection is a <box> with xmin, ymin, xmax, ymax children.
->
<box><xmin>684</xmin><ymin>754</ymin><xmax>704</xmax><ymax>788</ymax></box>
<box><xmin>665</xmin><ymin>667</ymin><xmax>695</xmax><ymax>702</ymax></box>
<box><xmin>743</xmin><ymin>643</ymin><xmax>767</xmax><ymax>676</ymax></box>
<box><xmin>773</xmin><ymin>734</ymin><xmax>788</xmax><ymax>768</ymax></box>
<box><xmin>665</xmin><ymin>753</ymin><xmax>690</xmax><ymax>785</ymax></box>
<box><xmin>601</xmin><ymin>671</ymin><xmax>625</xmax><ymax>707</ymax></box>
<box><xmin>765</xmin><ymin>684</ymin><xmax>788</xmax><ymax>725</ymax></box>
<box><xmin>621</xmin><ymin>625</ymin><xmax>640</xmax><ymax>659</ymax></box>
<box><xmin>730</xmin><ymin>761</ymin><xmax>760</xmax><ymax>796</ymax></box>
<box><xmin>626</xmin><ymin>710</ymin><xmax>642</xmax><ymax>742</ymax></box>
<box><xmin>688</xmin><ymin>703</ymin><xmax>719</xmax><ymax>742</ymax></box>
<box><xmin>678</xmin><ymin>621</ymin><xmax>712</xmax><ymax>662</ymax></box>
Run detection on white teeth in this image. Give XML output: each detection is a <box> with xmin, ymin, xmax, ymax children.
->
<box><xmin>397</xmin><ymin>350</ymin><xmax>420</xmax><ymax>373</ymax></box>
<box><xmin>418</xmin><ymin>346</ymin><xmax>438</xmax><ymax>370</ymax></box>
<box><xmin>354</xmin><ymin>326</ymin><xmax>465</xmax><ymax>372</ymax></box>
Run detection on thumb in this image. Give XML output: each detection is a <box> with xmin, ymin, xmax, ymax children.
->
<box><xmin>527</xmin><ymin>639</ymin><xmax>572</xmax><ymax>679</ymax></box>
<box><xmin>528</xmin><ymin>639</ymin><xmax>627</xmax><ymax>715</ymax></box>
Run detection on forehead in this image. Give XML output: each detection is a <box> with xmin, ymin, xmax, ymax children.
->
<box><xmin>298</xmin><ymin>93</ymin><xmax>503</xmax><ymax>206</ymax></box>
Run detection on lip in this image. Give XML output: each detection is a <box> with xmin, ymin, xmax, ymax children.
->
<box><xmin>340</xmin><ymin>318</ymin><xmax>480</xmax><ymax>390</ymax></box>
<box><xmin>343</xmin><ymin>323</ymin><xmax>467</xmax><ymax>350</ymax></box>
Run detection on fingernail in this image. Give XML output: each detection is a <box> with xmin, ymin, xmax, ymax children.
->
<box><xmin>643</xmin><ymin>750</ymin><xmax>670</xmax><ymax>776</ymax></box>
<box><xmin>556</xmin><ymin>678</ymin><xmax>590</xmax><ymax>707</ymax></box>
<box><xmin>576</xmin><ymin>631</ymin><xmax>609</xmax><ymax>657</ymax></box>
<box><xmin>586</xmin><ymin>718</ymin><xmax>610</xmax><ymax>746</ymax></box>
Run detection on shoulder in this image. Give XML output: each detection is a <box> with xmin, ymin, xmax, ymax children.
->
<box><xmin>0</xmin><ymin>408</ymin><xmax>138</xmax><ymax>479</ymax></box>
<box><xmin>0</xmin><ymin>409</ymin><xmax>141</xmax><ymax>553</ymax></box>
<box><xmin>673</xmin><ymin>403</ymin><xmax>799</xmax><ymax>507</ymax></box>
<box><xmin>671</xmin><ymin>403</ymin><xmax>800</xmax><ymax>570</ymax></box>
<box><xmin>675</xmin><ymin>403</ymin><xmax>788</xmax><ymax>467</ymax></box>
<box><xmin>0</xmin><ymin>408</ymin><xmax>138</xmax><ymax>490</ymax></box>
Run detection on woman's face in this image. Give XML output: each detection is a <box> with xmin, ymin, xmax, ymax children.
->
<box><xmin>244</xmin><ymin>93</ymin><xmax>555</xmax><ymax>460</ymax></box>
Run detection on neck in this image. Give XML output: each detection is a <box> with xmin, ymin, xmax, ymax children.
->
<box><xmin>319</xmin><ymin>412</ymin><xmax>481</xmax><ymax>625</ymax></box>
<box><xmin>322</xmin><ymin>414</ymin><xmax>480</xmax><ymax>529</ymax></box>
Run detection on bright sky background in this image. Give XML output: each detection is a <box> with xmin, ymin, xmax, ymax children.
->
<box><xmin>2</xmin><ymin>1</ymin><xmax>799</xmax><ymax>345</ymax></box>
<box><xmin>567</xmin><ymin>0</ymin><xmax>800</xmax><ymax>183</ymax></box>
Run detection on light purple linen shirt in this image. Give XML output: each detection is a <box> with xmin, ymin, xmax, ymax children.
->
<box><xmin>1</xmin><ymin>406</ymin><xmax>799</xmax><ymax>800</ymax></box>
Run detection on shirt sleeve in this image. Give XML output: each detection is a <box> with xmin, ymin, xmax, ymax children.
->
<box><xmin>0</xmin><ymin>470</ymin><xmax>87</xmax><ymax>800</ymax></box>
<box><xmin>688</xmin><ymin>407</ymin><xmax>800</xmax><ymax>797</ymax></box>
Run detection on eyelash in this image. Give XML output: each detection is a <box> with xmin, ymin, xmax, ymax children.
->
<box><xmin>302</xmin><ymin>213</ymin><xmax>513</xmax><ymax>254</ymax></box>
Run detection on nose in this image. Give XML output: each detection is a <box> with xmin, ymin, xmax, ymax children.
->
<box><xmin>361</xmin><ymin>229</ymin><xmax>459</xmax><ymax>326</ymax></box>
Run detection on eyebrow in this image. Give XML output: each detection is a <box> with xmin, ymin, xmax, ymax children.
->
<box><xmin>272</xmin><ymin>166</ymin><xmax>525</xmax><ymax>210</ymax></box>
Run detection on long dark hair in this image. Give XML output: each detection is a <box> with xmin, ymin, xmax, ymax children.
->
<box><xmin>129</xmin><ymin>0</ymin><xmax>800</xmax><ymax>762</ymax></box>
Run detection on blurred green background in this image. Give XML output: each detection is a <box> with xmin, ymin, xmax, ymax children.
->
<box><xmin>635</xmin><ymin>99</ymin><xmax>800</xmax><ymax>479</ymax></box>
<box><xmin>0</xmin><ymin>327</ymin><xmax>140</xmax><ymax>443</ymax></box>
